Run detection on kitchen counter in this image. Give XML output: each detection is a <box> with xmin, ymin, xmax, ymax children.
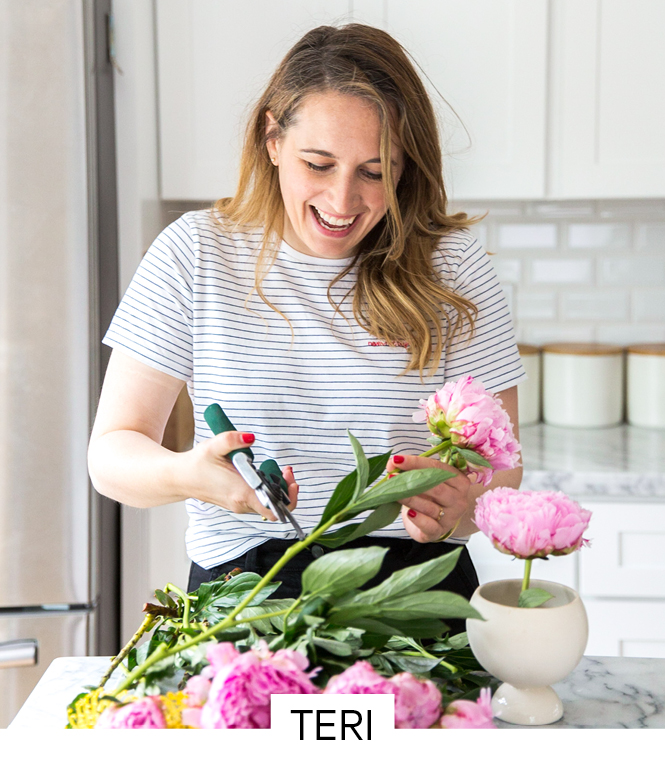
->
<box><xmin>8</xmin><ymin>655</ymin><xmax>665</xmax><ymax>729</ymax></box>
<box><xmin>520</xmin><ymin>423</ymin><xmax>665</xmax><ymax>499</ymax></box>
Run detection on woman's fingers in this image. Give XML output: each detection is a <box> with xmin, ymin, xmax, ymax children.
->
<box><xmin>282</xmin><ymin>466</ymin><xmax>300</xmax><ymax>513</ymax></box>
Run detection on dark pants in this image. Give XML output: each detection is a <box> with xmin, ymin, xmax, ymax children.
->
<box><xmin>187</xmin><ymin>536</ymin><xmax>479</xmax><ymax>635</ymax></box>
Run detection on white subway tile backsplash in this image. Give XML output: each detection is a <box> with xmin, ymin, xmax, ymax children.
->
<box><xmin>597</xmin><ymin>324</ymin><xmax>665</xmax><ymax>345</ymax></box>
<box><xmin>568</xmin><ymin>223</ymin><xmax>631</xmax><ymax>249</ymax></box>
<box><xmin>562</xmin><ymin>290</ymin><xmax>628</xmax><ymax>321</ymax></box>
<box><xmin>498</xmin><ymin>223</ymin><xmax>557</xmax><ymax>249</ymax></box>
<box><xmin>531</xmin><ymin>258</ymin><xmax>593</xmax><ymax>284</ymax></box>
<box><xmin>633</xmin><ymin>288</ymin><xmax>665</xmax><ymax>321</ymax></box>
<box><xmin>501</xmin><ymin>284</ymin><xmax>514</xmax><ymax>316</ymax></box>
<box><xmin>598</xmin><ymin>200</ymin><xmax>665</xmax><ymax>218</ymax></box>
<box><xmin>522</xmin><ymin>324</ymin><xmax>596</xmax><ymax>345</ymax></box>
<box><xmin>530</xmin><ymin>202</ymin><xmax>595</xmax><ymax>218</ymax></box>
<box><xmin>492</xmin><ymin>257</ymin><xmax>522</xmax><ymax>284</ymax></box>
<box><xmin>600</xmin><ymin>255</ymin><xmax>665</xmax><ymax>286</ymax></box>
<box><xmin>515</xmin><ymin>291</ymin><xmax>557</xmax><ymax>321</ymax></box>
<box><xmin>636</xmin><ymin>224</ymin><xmax>665</xmax><ymax>252</ymax></box>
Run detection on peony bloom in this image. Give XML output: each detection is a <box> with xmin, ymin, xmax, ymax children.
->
<box><xmin>324</xmin><ymin>661</ymin><xmax>396</xmax><ymax>696</ymax></box>
<box><xmin>95</xmin><ymin>696</ymin><xmax>167</xmax><ymax>729</ymax></box>
<box><xmin>325</xmin><ymin>662</ymin><xmax>442</xmax><ymax>729</ymax></box>
<box><xmin>390</xmin><ymin>671</ymin><xmax>442</xmax><ymax>729</ymax></box>
<box><xmin>413</xmin><ymin>376</ymin><xmax>521</xmax><ymax>485</ymax></box>
<box><xmin>184</xmin><ymin>674</ymin><xmax>211</xmax><ymax>707</ymax></box>
<box><xmin>200</xmin><ymin>640</ymin><xmax>319</xmax><ymax>729</ymax></box>
<box><xmin>474</xmin><ymin>487</ymin><xmax>592</xmax><ymax>560</ymax></box>
<box><xmin>437</xmin><ymin>688</ymin><xmax>496</xmax><ymax>729</ymax></box>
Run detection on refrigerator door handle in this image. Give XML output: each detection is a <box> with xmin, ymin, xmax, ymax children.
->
<box><xmin>0</xmin><ymin>639</ymin><xmax>38</xmax><ymax>669</ymax></box>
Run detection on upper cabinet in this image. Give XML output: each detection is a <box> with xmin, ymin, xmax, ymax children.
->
<box><xmin>353</xmin><ymin>0</ymin><xmax>548</xmax><ymax>199</ymax></box>
<box><xmin>549</xmin><ymin>0</ymin><xmax>665</xmax><ymax>198</ymax></box>
<box><xmin>155</xmin><ymin>0</ymin><xmax>665</xmax><ymax>201</ymax></box>
<box><xmin>155</xmin><ymin>0</ymin><xmax>352</xmax><ymax>200</ymax></box>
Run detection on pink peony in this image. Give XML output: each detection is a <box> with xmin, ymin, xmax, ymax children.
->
<box><xmin>437</xmin><ymin>688</ymin><xmax>496</xmax><ymax>729</ymax></box>
<box><xmin>474</xmin><ymin>487</ymin><xmax>592</xmax><ymax>560</ymax></box>
<box><xmin>95</xmin><ymin>696</ymin><xmax>166</xmax><ymax>729</ymax></box>
<box><xmin>325</xmin><ymin>662</ymin><xmax>442</xmax><ymax>729</ymax></box>
<box><xmin>413</xmin><ymin>376</ymin><xmax>521</xmax><ymax>485</ymax></box>
<box><xmin>390</xmin><ymin>671</ymin><xmax>442</xmax><ymax>729</ymax></box>
<box><xmin>324</xmin><ymin>661</ymin><xmax>396</xmax><ymax>696</ymax></box>
<box><xmin>184</xmin><ymin>674</ymin><xmax>211</xmax><ymax>707</ymax></box>
<box><xmin>200</xmin><ymin>641</ymin><xmax>319</xmax><ymax>729</ymax></box>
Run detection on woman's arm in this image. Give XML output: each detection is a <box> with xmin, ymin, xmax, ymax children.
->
<box><xmin>388</xmin><ymin>386</ymin><xmax>522</xmax><ymax>542</ymax></box>
<box><xmin>88</xmin><ymin>349</ymin><xmax>297</xmax><ymax>518</ymax></box>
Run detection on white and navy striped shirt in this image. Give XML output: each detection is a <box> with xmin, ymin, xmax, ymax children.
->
<box><xmin>104</xmin><ymin>210</ymin><xmax>525</xmax><ymax>568</ymax></box>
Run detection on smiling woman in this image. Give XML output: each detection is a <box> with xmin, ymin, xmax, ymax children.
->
<box><xmin>88</xmin><ymin>23</ymin><xmax>525</xmax><ymax>607</ymax></box>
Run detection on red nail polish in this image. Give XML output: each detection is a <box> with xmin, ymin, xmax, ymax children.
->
<box><xmin>388</xmin><ymin>473</ymin><xmax>396</xmax><ymax>479</ymax></box>
<box><xmin>393</xmin><ymin>455</ymin><xmax>405</xmax><ymax>464</ymax></box>
<box><xmin>407</xmin><ymin>509</ymin><xmax>417</xmax><ymax>518</ymax></box>
<box><xmin>242</xmin><ymin>433</ymin><xmax>255</xmax><ymax>444</ymax></box>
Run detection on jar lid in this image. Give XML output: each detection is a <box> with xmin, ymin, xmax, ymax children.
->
<box><xmin>541</xmin><ymin>342</ymin><xmax>624</xmax><ymax>356</ymax></box>
<box><xmin>517</xmin><ymin>343</ymin><xmax>540</xmax><ymax>355</ymax></box>
<box><xmin>627</xmin><ymin>343</ymin><xmax>665</xmax><ymax>356</ymax></box>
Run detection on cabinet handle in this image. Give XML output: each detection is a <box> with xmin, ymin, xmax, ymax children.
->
<box><xmin>0</xmin><ymin>639</ymin><xmax>38</xmax><ymax>668</ymax></box>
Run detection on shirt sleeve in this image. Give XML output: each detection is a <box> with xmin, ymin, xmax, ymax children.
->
<box><xmin>438</xmin><ymin>232</ymin><xmax>526</xmax><ymax>393</ymax></box>
<box><xmin>103</xmin><ymin>215</ymin><xmax>195</xmax><ymax>381</ymax></box>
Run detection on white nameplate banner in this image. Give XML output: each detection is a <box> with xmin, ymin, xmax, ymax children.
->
<box><xmin>270</xmin><ymin>694</ymin><xmax>395</xmax><ymax>740</ymax></box>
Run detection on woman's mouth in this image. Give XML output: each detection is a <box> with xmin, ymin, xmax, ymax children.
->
<box><xmin>310</xmin><ymin>205</ymin><xmax>361</xmax><ymax>237</ymax></box>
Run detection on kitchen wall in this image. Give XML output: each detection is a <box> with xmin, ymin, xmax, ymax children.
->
<box><xmin>451</xmin><ymin>199</ymin><xmax>665</xmax><ymax>346</ymax></box>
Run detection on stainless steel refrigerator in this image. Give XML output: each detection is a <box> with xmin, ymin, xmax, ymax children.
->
<box><xmin>0</xmin><ymin>0</ymin><xmax>120</xmax><ymax>727</ymax></box>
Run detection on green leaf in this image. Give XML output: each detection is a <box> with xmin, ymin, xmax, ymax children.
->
<box><xmin>345</xmin><ymin>547</ymin><xmax>464</xmax><ymax>606</ymax></box>
<box><xmin>348</xmin><ymin>431</ymin><xmax>370</xmax><ymax>503</ymax></box>
<box><xmin>381</xmin><ymin>652</ymin><xmax>444</xmax><ymax>674</ymax></box>
<box><xmin>154</xmin><ymin>589</ymin><xmax>177</xmax><ymax>608</ymax></box>
<box><xmin>318</xmin><ymin>452</ymin><xmax>392</xmax><ymax>527</ymax></box>
<box><xmin>348</xmin><ymin>468</ymin><xmax>456</xmax><ymax>515</ymax></box>
<box><xmin>191</xmin><ymin>572</ymin><xmax>281</xmax><ymax>614</ymax></box>
<box><xmin>311</xmin><ymin>637</ymin><xmax>354</xmax><ymax>657</ymax></box>
<box><xmin>518</xmin><ymin>587</ymin><xmax>554</xmax><ymax>608</ymax></box>
<box><xmin>454</xmin><ymin>448</ymin><xmax>491</xmax><ymax>468</ymax></box>
<box><xmin>301</xmin><ymin>546</ymin><xmax>388</xmax><ymax>599</ymax></box>
<box><xmin>330</xmin><ymin>590</ymin><xmax>483</xmax><ymax>623</ymax></box>
<box><xmin>316</xmin><ymin>502</ymin><xmax>402</xmax><ymax>549</ymax></box>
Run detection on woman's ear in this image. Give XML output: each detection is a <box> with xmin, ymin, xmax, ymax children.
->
<box><xmin>265</xmin><ymin>110</ymin><xmax>279</xmax><ymax>165</ymax></box>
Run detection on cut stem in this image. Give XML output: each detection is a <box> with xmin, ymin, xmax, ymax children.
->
<box><xmin>522</xmin><ymin>558</ymin><xmax>532</xmax><ymax>593</ymax></box>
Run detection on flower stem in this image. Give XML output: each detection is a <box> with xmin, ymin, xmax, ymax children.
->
<box><xmin>522</xmin><ymin>558</ymin><xmax>532</xmax><ymax>592</ymax></box>
<box><xmin>96</xmin><ymin>613</ymin><xmax>155</xmax><ymax>690</ymax></box>
<box><xmin>165</xmin><ymin>584</ymin><xmax>191</xmax><ymax>628</ymax></box>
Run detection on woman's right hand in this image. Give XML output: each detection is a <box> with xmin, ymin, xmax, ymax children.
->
<box><xmin>176</xmin><ymin>430</ymin><xmax>299</xmax><ymax>521</ymax></box>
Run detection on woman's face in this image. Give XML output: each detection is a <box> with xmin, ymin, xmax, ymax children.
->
<box><xmin>266</xmin><ymin>92</ymin><xmax>404</xmax><ymax>260</ymax></box>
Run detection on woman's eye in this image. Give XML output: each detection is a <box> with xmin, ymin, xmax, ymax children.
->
<box><xmin>363</xmin><ymin>169</ymin><xmax>383</xmax><ymax>181</ymax></box>
<box><xmin>306</xmin><ymin>162</ymin><xmax>332</xmax><ymax>173</ymax></box>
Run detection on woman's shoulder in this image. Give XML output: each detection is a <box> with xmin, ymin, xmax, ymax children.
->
<box><xmin>162</xmin><ymin>208</ymin><xmax>264</xmax><ymax>260</ymax></box>
<box><xmin>431</xmin><ymin>227</ymin><xmax>486</xmax><ymax>282</ymax></box>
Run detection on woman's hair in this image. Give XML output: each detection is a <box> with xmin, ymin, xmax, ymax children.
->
<box><xmin>216</xmin><ymin>23</ymin><xmax>478</xmax><ymax>378</ymax></box>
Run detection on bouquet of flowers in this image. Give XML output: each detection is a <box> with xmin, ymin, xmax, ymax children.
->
<box><xmin>68</xmin><ymin>376</ymin><xmax>520</xmax><ymax>730</ymax></box>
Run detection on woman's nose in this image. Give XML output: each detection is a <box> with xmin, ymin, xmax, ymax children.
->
<box><xmin>326</xmin><ymin>171</ymin><xmax>361</xmax><ymax>214</ymax></box>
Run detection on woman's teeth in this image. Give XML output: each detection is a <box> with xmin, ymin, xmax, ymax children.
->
<box><xmin>313</xmin><ymin>206</ymin><xmax>357</xmax><ymax>230</ymax></box>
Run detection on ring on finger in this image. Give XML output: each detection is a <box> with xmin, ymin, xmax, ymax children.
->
<box><xmin>437</xmin><ymin>506</ymin><xmax>445</xmax><ymax>523</ymax></box>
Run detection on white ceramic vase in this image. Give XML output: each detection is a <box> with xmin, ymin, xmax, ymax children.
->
<box><xmin>466</xmin><ymin>579</ymin><xmax>588</xmax><ymax>726</ymax></box>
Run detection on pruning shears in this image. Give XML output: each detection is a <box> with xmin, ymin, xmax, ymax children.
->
<box><xmin>204</xmin><ymin>403</ymin><xmax>306</xmax><ymax>540</ymax></box>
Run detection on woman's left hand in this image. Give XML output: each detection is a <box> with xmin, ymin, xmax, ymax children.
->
<box><xmin>387</xmin><ymin>455</ymin><xmax>471</xmax><ymax>543</ymax></box>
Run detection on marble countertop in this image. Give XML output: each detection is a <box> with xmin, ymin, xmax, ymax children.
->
<box><xmin>8</xmin><ymin>655</ymin><xmax>665</xmax><ymax>729</ymax></box>
<box><xmin>519</xmin><ymin>424</ymin><xmax>665</xmax><ymax>499</ymax></box>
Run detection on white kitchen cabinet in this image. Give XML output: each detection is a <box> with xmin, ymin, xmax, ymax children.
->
<box><xmin>549</xmin><ymin>0</ymin><xmax>665</xmax><ymax>198</ymax></box>
<box><xmin>156</xmin><ymin>0</ymin><xmax>352</xmax><ymax>200</ymax></box>
<box><xmin>353</xmin><ymin>0</ymin><xmax>548</xmax><ymax>199</ymax></box>
<box><xmin>579</xmin><ymin>500</ymin><xmax>665</xmax><ymax>656</ymax></box>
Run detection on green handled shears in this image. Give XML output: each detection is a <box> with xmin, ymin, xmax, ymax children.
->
<box><xmin>204</xmin><ymin>403</ymin><xmax>306</xmax><ymax>540</ymax></box>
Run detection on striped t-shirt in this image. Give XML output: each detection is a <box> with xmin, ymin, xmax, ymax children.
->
<box><xmin>104</xmin><ymin>209</ymin><xmax>525</xmax><ymax>568</ymax></box>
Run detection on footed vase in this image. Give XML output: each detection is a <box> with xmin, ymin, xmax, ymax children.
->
<box><xmin>466</xmin><ymin>579</ymin><xmax>588</xmax><ymax>726</ymax></box>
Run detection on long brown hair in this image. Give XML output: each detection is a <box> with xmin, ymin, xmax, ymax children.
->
<box><xmin>216</xmin><ymin>23</ymin><xmax>478</xmax><ymax>377</ymax></box>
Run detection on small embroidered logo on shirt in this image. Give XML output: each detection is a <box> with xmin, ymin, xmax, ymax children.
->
<box><xmin>367</xmin><ymin>340</ymin><xmax>410</xmax><ymax>348</ymax></box>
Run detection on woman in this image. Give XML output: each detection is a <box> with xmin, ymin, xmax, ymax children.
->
<box><xmin>88</xmin><ymin>24</ymin><xmax>524</xmax><ymax>610</ymax></box>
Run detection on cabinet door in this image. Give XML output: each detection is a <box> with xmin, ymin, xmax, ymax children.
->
<box><xmin>549</xmin><ymin>0</ymin><xmax>665</xmax><ymax>198</ymax></box>
<box><xmin>467</xmin><ymin>533</ymin><xmax>577</xmax><ymax>588</ymax></box>
<box><xmin>584</xmin><ymin>599</ymin><xmax>665</xmax><ymax>658</ymax></box>
<box><xmin>353</xmin><ymin>0</ymin><xmax>548</xmax><ymax>199</ymax></box>
<box><xmin>578</xmin><ymin>502</ymin><xmax>665</xmax><ymax>598</ymax></box>
<box><xmin>156</xmin><ymin>0</ymin><xmax>352</xmax><ymax>200</ymax></box>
